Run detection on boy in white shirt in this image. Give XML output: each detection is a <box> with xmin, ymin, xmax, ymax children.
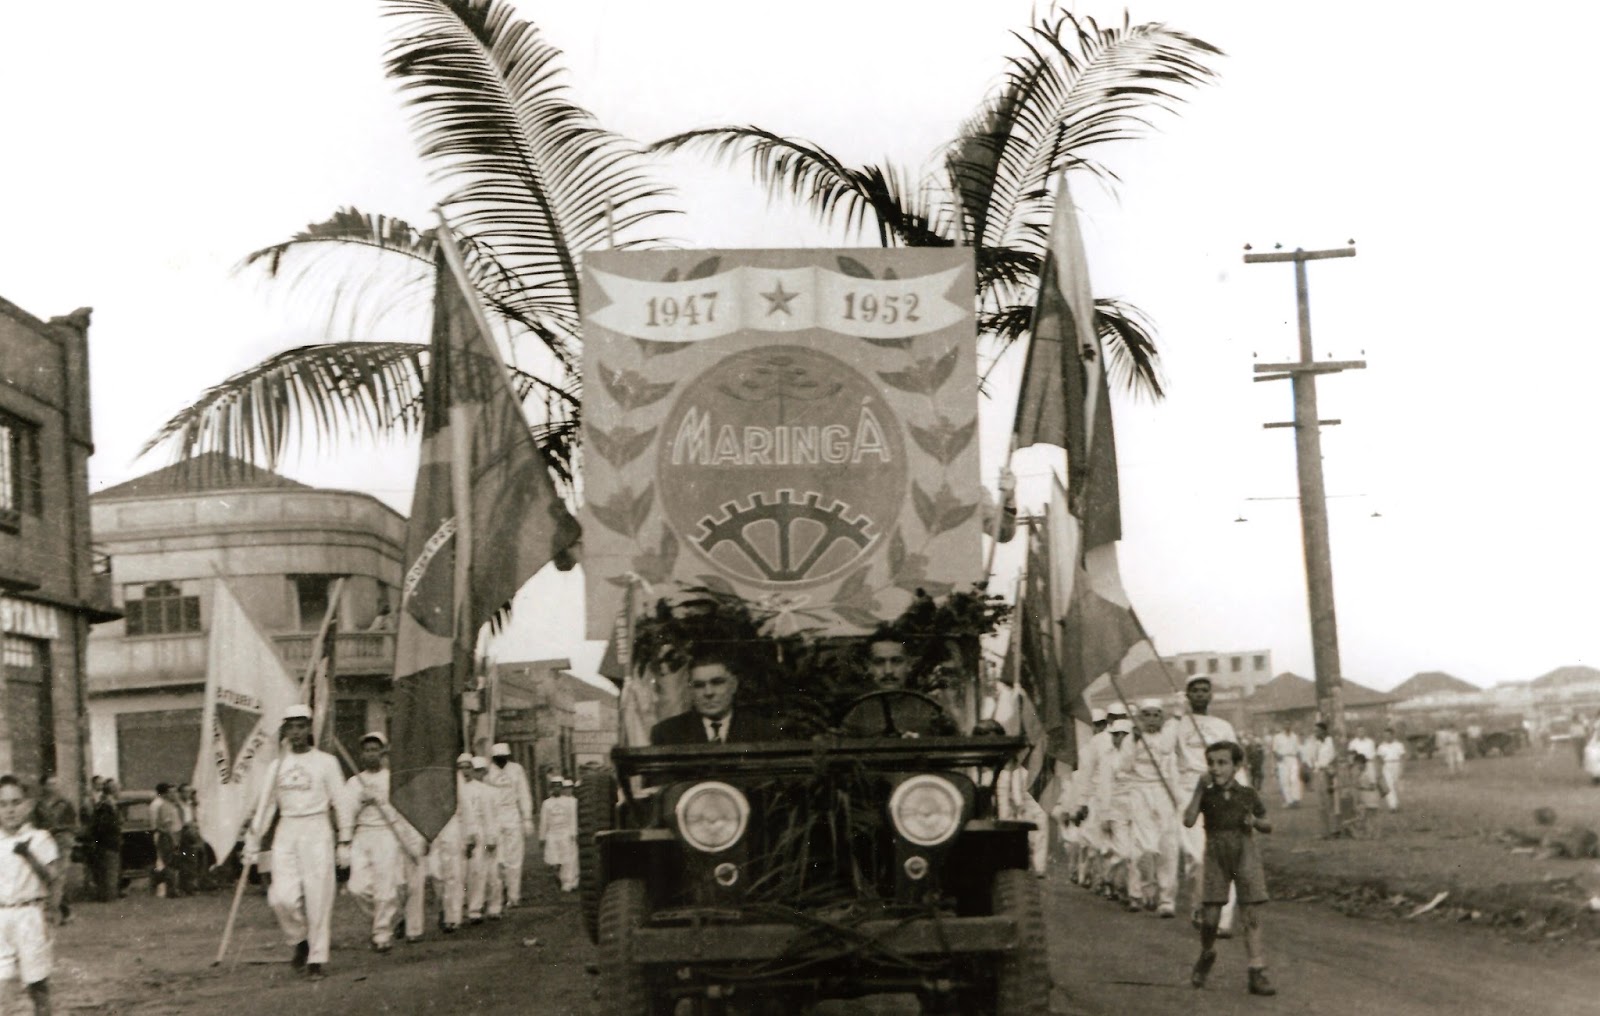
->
<box><xmin>0</xmin><ymin>774</ymin><xmax>60</xmax><ymax>1015</ymax></box>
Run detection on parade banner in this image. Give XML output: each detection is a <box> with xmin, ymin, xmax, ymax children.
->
<box><xmin>582</xmin><ymin>249</ymin><xmax>979</xmax><ymax>640</ymax></box>
<box><xmin>192</xmin><ymin>579</ymin><xmax>301</xmax><ymax>860</ymax></box>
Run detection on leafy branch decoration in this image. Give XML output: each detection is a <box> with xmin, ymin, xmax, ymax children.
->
<box><xmin>595</xmin><ymin>362</ymin><xmax>676</xmax><ymax>410</ymax></box>
<box><xmin>585</xmin><ymin>423</ymin><xmax>657</xmax><ymax>468</ymax></box>
<box><xmin>588</xmin><ymin>484</ymin><xmax>655</xmax><ymax>537</ymax></box>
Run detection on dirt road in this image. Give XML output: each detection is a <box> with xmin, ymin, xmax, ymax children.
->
<box><xmin>53</xmin><ymin>861</ymin><xmax>1600</xmax><ymax>1015</ymax></box>
<box><xmin>1044</xmin><ymin>877</ymin><xmax>1600</xmax><ymax>1016</ymax></box>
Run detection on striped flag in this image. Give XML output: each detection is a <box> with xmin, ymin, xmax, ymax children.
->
<box><xmin>1016</xmin><ymin>177</ymin><xmax>1152</xmax><ymax>757</ymax></box>
<box><xmin>390</xmin><ymin>225</ymin><xmax>583</xmax><ymax>841</ymax></box>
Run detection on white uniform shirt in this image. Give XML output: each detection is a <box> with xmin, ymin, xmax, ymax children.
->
<box><xmin>345</xmin><ymin>769</ymin><xmax>400</xmax><ymax>832</ymax></box>
<box><xmin>1310</xmin><ymin>736</ymin><xmax>1337</xmax><ymax>771</ymax></box>
<box><xmin>483</xmin><ymin>761</ymin><xmax>534</xmax><ymax>829</ymax></box>
<box><xmin>538</xmin><ymin>795</ymin><xmax>576</xmax><ymax>840</ymax></box>
<box><xmin>1159</xmin><ymin>714</ymin><xmax>1238</xmax><ymax>782</ymax></box>
<box><xmin>463</xmin><ymin>779</ymin><xmax>498</xmax><ymax>849</ymax></box>
<box><xmin>1118</xmin><ymin>728</ymin><xmax>1177</xmax><ymax>792</ymax></box>
<box><xmin>0</xmin><ymin>826</ymin><xmax>56</xmax><ymax>905</ymax></box>
<box><xmin>257</xmin><ymin>748</ymin><xmax>352</xmax><ymax>844</ymax></box>
<box><xmin>1376</xmin><ymin>740</ymin><xmax>1406</xmax><ymax>765</ymax></box>
<box><xmin>1348</xmin><ymin>736</ymin><xmax>1377</xmax><ymax>761</ymax></box>
<box><xmin>1271</xmin><ymin>731</ymin><xmax>1301</xmax><ymax>759</ymax></box>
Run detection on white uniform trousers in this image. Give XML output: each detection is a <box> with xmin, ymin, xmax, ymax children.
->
<box><xmin>1168</xmin><ymin>816</ymin><xmax>1236</xmax><ymax>932</ymax></box>
<box><xmin>1276</xmin><ymin>756</ymin><xmax>1302</xmax><ymax>805</ymax></box>
<box><xmin>428</xmin><ymin>822</ymin><xmax>466</xmax><ymax>928</ymax></box>
<box><xmin>1381</xmin><ymin>760</ymin><xmax>1402</xmax><ymax>810</ymax></box>
<box><xmin>491</xmin><ymin>824</ymin><xmax>525</xmax><ymax>907</ymax></box>
<box><xmin>347</xmin><ymin>826</ymin><xmax>403</xmax><ymax>946</ymax></box>
<box><xmin>467</xmin><ymin>843</ymin><xmax>495</xmax><ymax>919</ymax></box>
<box><xmin>267</xmin><ymin>815</ymin><xmax>336</xmax><ymax>964</ymax></box>
<box><xmin>1125</xmin><ymin>783</ymin><xmax>1176</xmax><ymax>909</ymax></box>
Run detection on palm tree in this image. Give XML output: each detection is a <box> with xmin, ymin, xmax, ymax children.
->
<box><xmin>145</xmin><ymin>5</ymin><xmax>1220</xmax><ymax>475</ymax></box>
<box><xmin>651</xmin><ymin>10</ymin><xmax>1223</xmax><ymax>398</ymax></box>
<box><xmin>141</xmin><ymin>0</ymin><xmax>673</xmax><ymax>480</ymax></box>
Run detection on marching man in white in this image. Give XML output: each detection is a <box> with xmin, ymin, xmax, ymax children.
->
<box><xmin>431</xmin><ymin>754</ymin><xmax>481</xmax><ymax>933</ymax></box>
<box><xmin>1271</xmin><ymin>723</ymin><xmax>1303</xmax><ymax>807</ymax></box>
<box><xmin>464</xmin><ymin>757</ymin><xmax>499</xmax><ymax>922</ymax></box>
<box><xmin>343</xmin><ymin>732</ymin><xmax>422</xmax><ymax>952</ymax></box>
<box><xmin>539</xmin><ymin>779</ymin><xmax>579</xmax><ymax>892</ymax></box>
<box><xmin>484</xmin><ymin>743</ymin><xmax>535</xmax><ymax>910</ymax></box>
<box><xmin>244</xmin><ymin>705</ymin><xmax>351</xmax><ymax>980</ymax></box>
<box><xmin>1120</xmin><ymin>699</ymin><xmax>1179</xmax><ymax>916</ymax></box>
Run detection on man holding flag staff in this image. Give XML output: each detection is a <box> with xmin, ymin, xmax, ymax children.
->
<box><xmin>243</xmin><ymin>704</ymin><xmax>350</xmax><ymax>980</ymax></box>
<box><xmin>345</xmin><ymin>732</ymin><xmax>415</xmax><ymax>952</ymax></box>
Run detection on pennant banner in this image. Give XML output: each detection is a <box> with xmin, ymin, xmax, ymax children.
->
<box><xmin>589</xmin><ymin>265</ymin><xmax>965</xmax><ymax>342</ymax></box>
<box><xmin>192</xmin><ymin>580</ymin><xmax>301</xmax><ymax>861</ymax></box>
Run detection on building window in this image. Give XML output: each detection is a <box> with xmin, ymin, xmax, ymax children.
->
<box><xmin>1231</xmin><ymin>656</ymin><xmax>1242</xmax><ymax>673</ymax></box>
<box><xmin>1253</xmin><ymin>654</ymin><xmax>1266</xmax><ymax>671</ymax></box>
<box><xmin>3</xmin><ymin>636</ymin><xmax>54</xmax><ymax>784</ymax></box>
<box><xmin>124</xmin><ymin>580</ymin><xmax>201</xmax><ymax>637</ymax></box>
<box><xmin>0</xmin><ymin>412</ymin><xmax>43</xmax><ymax>531</ymax></box>
<box><xmin>292</xmin><ymin>574</ymin><xmax>342</xmax><ymax>630</ymax></box>
<box><xmin>1185</xmin><ymin>660</ymin><xmax>1197</xmax><ymax>676</ymax></box>
<box><xmin>1207</xmin><ymin>657</ymin><xmax>1219</xmax><ymax>674</ymax></box>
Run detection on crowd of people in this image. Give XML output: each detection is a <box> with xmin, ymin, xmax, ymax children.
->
<box><xmin>239</xmin><ymin>706</ymin><xmax>578</xmax><ymax>979</ymax></box>
<box><xmin>1050</xmin><ymin>675</ymin><xmax>1279</xmax><ymax>996</ymax></box>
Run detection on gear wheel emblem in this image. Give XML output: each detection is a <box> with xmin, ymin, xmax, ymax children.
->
<box><xmin>694</xmin><ymin>490</ymin><xmax>874</xmax><ymax>583</ymax></box>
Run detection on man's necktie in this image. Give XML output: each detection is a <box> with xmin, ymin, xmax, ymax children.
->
<box><xmin>709</xmin><ymin>720</ymin><xmax>722</xmax><ymax>742</ymax></box>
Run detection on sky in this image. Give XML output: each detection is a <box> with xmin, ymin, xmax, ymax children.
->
<box><xmin>2</xmin><ymin>1</ymin><xmax>1597</xmax><ymax>690</ymax></box>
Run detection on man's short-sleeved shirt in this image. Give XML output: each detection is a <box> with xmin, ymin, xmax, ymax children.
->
<box><xmin>1197</xmin><ymin>781</ymin><xmax>1266</xmax><ymax>835</ymax></box>
<box><xmin>0</xmin><ymin>825</ymin><xmax>57</xmax><ymax>905</ymax></box>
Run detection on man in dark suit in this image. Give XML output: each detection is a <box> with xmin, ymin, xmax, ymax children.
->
<box><xmin>650</xmin><ymin>653</ymin><xmax>775</xmax><ymax>745</ymax></box>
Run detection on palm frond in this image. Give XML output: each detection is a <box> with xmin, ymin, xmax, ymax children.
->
<box><xmin>140</xmin><ymin>342</ymin><xmax>430</xmax><ymax>469</ymax></box>
<box><xmin>382</xmin><ymin>0</ymin><xmax>674</xmax><ymax>325</ymax></box>
<box><xmin>1095</xmin><ymin>297</ymin><xmax>1165</xmax><ymax>398</ymax></box>
<box><xmin>140</xmin><ymin>338</ymin><xmax>583</xmax><ymax>476</ymax></box>
<box><xmin>947</xmin><ymin>11</ymin><xmax>1222</xmax><ymax>257</ymax></box>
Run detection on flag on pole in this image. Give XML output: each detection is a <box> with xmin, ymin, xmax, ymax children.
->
<box><xmin>390</xmin><ymin>226</ymin><xmax>583</xmax><ymax>841</ymax></box>
<box><xmin>192</xmin><ymin>579</ymin><xmax>301</xmax><ymax>861</ymax></box>
<box><xmin>1014</xmin><ymin>175</ymin><xmax>1150</xmax><ymax>753</ymax></box>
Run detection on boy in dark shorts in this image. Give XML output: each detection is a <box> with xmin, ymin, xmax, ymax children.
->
<box><xmin>1182</xmin><ymin>740</ymin><xmax>1275</xmax><ymax>996</ymax></box>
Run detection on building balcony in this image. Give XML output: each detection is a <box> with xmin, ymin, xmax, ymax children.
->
<box><xmin>272</xmin><ymin>631</ymin><xmax>395</xmax><ymax>677</ymax></box>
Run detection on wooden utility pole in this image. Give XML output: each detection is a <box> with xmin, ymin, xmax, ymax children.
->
<box><xmin>1245</xmin><ymin>245</ymin><xmax>1363</xmax><ymax>748</ymax></box>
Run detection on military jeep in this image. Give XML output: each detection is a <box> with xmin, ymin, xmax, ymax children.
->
<box><xmin>578</xmin><ymin>691</ymin><xmax>1047</xmax><ymax>1014</ymax></box>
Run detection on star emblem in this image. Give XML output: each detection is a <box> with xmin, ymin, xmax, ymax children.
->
<box><xmin>761</xmin><ymin>281</ymin><xmax>799</xmax><ymax>316</ymax></box>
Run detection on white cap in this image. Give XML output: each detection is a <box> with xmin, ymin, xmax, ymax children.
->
<box><xmin>456</xmin><ymin>752</ymin><xmax>474</xmax><ymax>765</ymax></box>
<box><xmin>491</xmin><ymin>742</ymin><xmax>511</xmax><ymax>756</ymax></box>
<box><xmin>1138</xmin><ymin>698</ymin><xmax>1164</xmax><ymax>712</ymax></box>
<box><xmin>360</xmin><ymin>730</ymin><xmax>387</xmax><ymax>747</ymax></box>
<box><xmin>1109</xmin><ymin>718</ymin><xmax>1133</xmax><ymax>734</ymax></box>
<box><xmin>1105</xmin><ymin>703</ymin><xmax>1128</xmax><ymax>718</ymax></box>
<box><xmin>281</xmin><ymin>704</ymin><xmax>313</xmax><ymax>723</ymax></box>
<box><xmin>1090</xmin><ymin>707</ymin><xmax>1107</xmax><ymax>723</ymax></box>
<box><xmin>471</xmin><ymin>755</ymin><xmax>489</xmax><ymax>769</ymax></box>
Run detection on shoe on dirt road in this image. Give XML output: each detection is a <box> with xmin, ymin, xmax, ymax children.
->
<box><xmin>1191</xmin><ymin>949</ymin><xmax>1217</xmax><ymax>989</ymax></box>
<box><xmin>291</xmin><ymin>941</ymin><xmax>309</xmax><ymax>968</ymax></box>
<box><xmin>1248</xmin><ymin>967</ymin><xmax>1277</xmax><ymax>996</ymax></box>
<box><xmin>306</xmin><ymin>963</ymin><xmax>324</xmax><ymax>982</ymax></box>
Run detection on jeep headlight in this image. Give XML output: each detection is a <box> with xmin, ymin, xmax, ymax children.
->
<box><xmin>889</xmin><ymin>775</ymin><xmax>964</xmax><ymax>847</ymax></box>
<box><xmin>673</xmin><ymin>782</ymin><xmax>749</xmax><ymax>853</ymax></box>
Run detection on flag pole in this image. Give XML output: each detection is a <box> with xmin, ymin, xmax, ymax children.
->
<box><xmin>982</xmin><ymin>436</ymin><xmax>1017</xmax><ymax>586</ymax></box>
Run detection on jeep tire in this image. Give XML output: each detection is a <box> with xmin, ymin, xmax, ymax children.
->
<box><xmin>577</xmin><ymin>766</ymin><xmax>616</xmax><ymax>943</ymax></box>
<box><xmin>990</xmin><ymin>868</ymin><xmax>1049</xmax><ymax>1015</ymax></box>
<box><xmin>598</xmin><ymin>878</ymin><xmax>659</xmax><ymax>1014</ymax></box>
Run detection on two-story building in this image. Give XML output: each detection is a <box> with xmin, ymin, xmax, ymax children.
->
<box><xmin>0</xmin><ymin>298</ymin><xmax>119</xmax><ymax>794</ymax></box>
<box><xmin>87</xmin><ymin>453</ymin><xmax>405</xmax><ymax>788</ymax></box>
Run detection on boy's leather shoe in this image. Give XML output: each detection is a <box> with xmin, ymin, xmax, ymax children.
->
<box><xmin>1248</xmin><ymin>968</ymin><xmax>1277</xmax><ymax>996</ymax></box>
<box><xmin>1191</xmin><ymin>949</ymin><xmax>1217</xmax><ymax>988</ymax></box>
